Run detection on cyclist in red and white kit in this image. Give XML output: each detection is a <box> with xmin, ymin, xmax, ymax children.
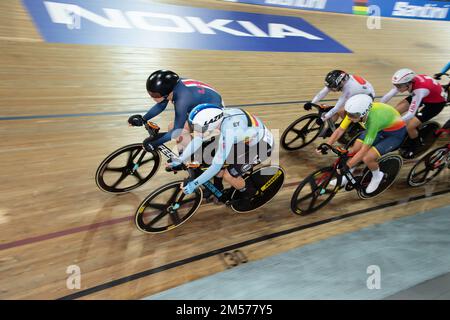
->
<box><xmin>305</xmin><ymin>70</ymin><xmax>375</xmax><ymax>125</ymax></box>
<box><xmin>380</xmin><ymin>68</ymin><xmax>447</xmax><ymax>151</ymax></box>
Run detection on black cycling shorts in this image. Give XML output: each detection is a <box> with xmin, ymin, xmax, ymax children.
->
<box><xmin>405</xmin><ymin>95</ymin><xmax>446</xmax><ymax>123</ymax></box>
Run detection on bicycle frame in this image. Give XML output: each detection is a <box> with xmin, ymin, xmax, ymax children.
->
<box><xmin>168</xmin><ymin>160</ymin><xmax>272</xmax><ymax>205</ymax></box>
<box><xmin>319</xmin><ymin>143</ymin><xmax>362</xmax><ymax>191</ymax></box>
<box><xmin>144</xmin><ymin>121</ymin><xmax>178</xmax><ymax>160</ymax></box>
<box><xmin>433</xmin><ymin>128</ymin><xmax>450</xmax><ymax>166</ymax></box>
<box><xmin>309</xmin><ymin>103</ymin><xmax>364</xmax><ymax>145</ymax></box>
<box><xmin>308</xmin><ymin>103</ymin><xmax>338</xmax><ymax>135</ymax></box>
<box><xmin>157</xmin><ymin>144</ymin><xmax>178</xmax><ymax>159</ymax></box>
<box><xmin>431</xmin><ymin>147</ymin><xmax>450</xmax><ymax>169</ymax></box>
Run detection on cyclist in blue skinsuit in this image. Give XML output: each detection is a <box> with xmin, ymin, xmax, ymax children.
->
<box><xmin>127</xmin><ymin>70</ymin><xmax>224</xmax><ymax>154</ymax></box>
<box><xmin>168</xmin><ymin>104</ymin><xmax>274</xmax><ymax>200</ymax></box>
<box><xmin>434</xmin><ymin>61</ymin><xmax>450</xmax><ymax>80</ymax></box>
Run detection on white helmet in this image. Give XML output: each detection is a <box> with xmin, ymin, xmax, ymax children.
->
<box><xmin>188</xmin><ymin>103</ymin><xmax>224</xmax><ymax>133</ymax></box>
<box><xmin>392</xmin><ymin>68</ymin><xmax>416</xmax><ymax>85</ymax></box>
<box><xmin>344</xmin><ymin>94</ymin><xmax>373</xmax><ymax>119</ymax></box>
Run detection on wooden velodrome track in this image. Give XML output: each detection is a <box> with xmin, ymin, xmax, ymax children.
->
<box><xmin>0</xmin><ymin>0</ymin><xmax>449</xmax><ymax>299</ymax></box>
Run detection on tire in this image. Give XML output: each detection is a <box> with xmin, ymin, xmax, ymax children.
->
<box><xmin>95</xmin><ymin>143</ymin><xmax>160</xmax><ymax>194</ymax></box>
<box><xmin>357</xmin><ymin>155</ymin><xmax>403</xmax><ymax>199</ymax></box>
<box><xmin>230</xmin><ymin>166</ymin><xmax>285</xmax><ymax>213</ymax></box>
<box><xmin>135</xmin><ymin>180</ymin><xmax>203</xmax><ymax>234</ymax></box>
<box><xmin>399</xmin><ymin>121</ymin><xmax>440</xmax><ymax>159</ymax></box>
<box><xmin>280</xmin><ymin>114</ymin><xmax>324</xmax><ymax>151</ymax></box>
<box><xmin>291</xmin><ymin>166</ymin><xmax>341</xmax><ymax>215</ymax></box>
<box><xmin>407</xmin><ymin>146</ymin><xmax>448</xmax><ymax>187</ymax></box>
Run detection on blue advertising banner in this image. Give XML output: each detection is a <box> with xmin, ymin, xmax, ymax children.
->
<box><xmin>222</xmin><ymin>0</ymin><xmax>450</xmax><ymax>21</ymax></box>
<box><xmin>221</xmin><ymin>0</ymin><xmax>354</xmax><ymax>14</ymax></box>
<box><xmin>368</xmin><ymin>0</ymin><xmax>450</xmax><ymax>21</ymax></box>
<box><xmin>22</xmin><ymin>0</ymin><xmax>352</xmax><ymax>53</ymax></box>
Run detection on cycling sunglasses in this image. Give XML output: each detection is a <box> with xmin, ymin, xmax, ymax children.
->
<box><xmin>148</xmin><ymin>91</ymin><xmax>168</xmax><ymax>99</ymax></box>
<box><xmin>393</xmin><ymin>83</ymin><xmax>410</xmax><ymax>89</ymax></box>
<box><xmin>189</xmin><ymin>122</ymin><xmax>209</xmax><ymax>133</ymax></box>
<box><xmin>347</xmin><ymin>112</ymin><xmax>362</xmax><ymax>119</ymax></box>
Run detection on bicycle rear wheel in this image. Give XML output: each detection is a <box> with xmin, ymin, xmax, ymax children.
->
<box><xmin>135</xmin><ymin>181</ymin><xmax>203</xmax><ymax>234</ymax></box>
<box><xmin>291</xmin><ymin>167</ymin><xmax>340</xmax><ymax>215</ymax></box>
<box><xmin>399</xmin><ymin>121</ymin><xmax>440</xmax><ymax>159</ymax></box>
<box><xmin>281</xmin><ymin>115</ymin><xmax>324</xmax><ymax>151</ymax></box>
<box><xmin>230</xmin><ymin>166</ymin><xmax>285</xmax><ymax>213</ymax></box>
<box><xmin>407</xmin><ymin>146</ymin><xmax>448</xmax><ymax>187</ymax></box>
<box><xmin>358</xmin><ymin>155</ymin><xmax>402</xmax><ymax>199</ymax></box>
<box><xmin>95</xmin><ymin>143</ymin><xmax>160</xmax><ymax>193</ymax></box>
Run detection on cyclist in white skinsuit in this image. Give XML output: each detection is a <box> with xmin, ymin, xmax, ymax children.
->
<box><xmin>306</xmin><ymin>70</ymin><xmax>375</xmax><ymax>124</ymax></box>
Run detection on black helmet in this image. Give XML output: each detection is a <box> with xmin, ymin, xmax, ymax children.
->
<box><xmin>325</xmin><ymin>70</ymin><xmax>349</xmax><ymax>90</ymax></box>
<box><xmin>146</xmin><ymin>70</ymin><xmax>180</xmax><ymax>98</ymax></box>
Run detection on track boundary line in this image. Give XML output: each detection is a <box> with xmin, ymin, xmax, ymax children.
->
<box><xmin>0</xmin><ymin>95</ymin><xmax>408</xmax><ymax>121</ymax></box>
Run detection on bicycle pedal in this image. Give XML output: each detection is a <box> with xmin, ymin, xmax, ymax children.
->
<box><xmin>204</xmin><ymin>196</ymin><xmax>214</xmax><ymax>203</ymax></box>
<box><xmin>345</xmin><ymin>184</ymin><xmax>354</xmax><ymax>192</ymax></box>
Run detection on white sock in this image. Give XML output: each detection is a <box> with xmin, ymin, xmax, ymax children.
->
<box><xmin>371</xmin><ymin>169</ymin><xmax>384</xmax><ymax>180</ymax></box>
<box><xmin>342</xmin><ymin>167</ymin><xmax>355</xmax><ymax>178</ymax></box>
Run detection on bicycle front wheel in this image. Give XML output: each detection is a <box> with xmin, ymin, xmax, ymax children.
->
<box><xmin>407</xmin><ymin>146</ymin><xmax>448</xmax><ymax>187</ymax></box>
<box><xmin>291</xmin><ymin>167</ymin><xmax>340</xmax><ymax>215</ymax></box>
<box><xmin>95</xmin><ymin>143</ymin><xmax>160</xmax><ymax>194</ymax></box>
<box><xmin>135</xmin><ymin>181</ymin><xmax>203</xmax><ymax>234</ymax></box>
<box><xmin>280</xmin><ymin>114</ymin><xmax>324</xmax><ymax>151</ymax></box>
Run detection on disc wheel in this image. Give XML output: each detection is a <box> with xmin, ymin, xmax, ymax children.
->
<box><xmin>230</xmin><ymin>166</ymin><xmax>285</xmax><ymax>213</ymax></box>
<box><xmin>358</xmin><ymin>155</ymin><xmax>403</xmax><ymax>199</ymax></box>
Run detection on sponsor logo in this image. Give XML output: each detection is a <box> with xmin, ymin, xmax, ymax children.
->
<box><xmin>158</xmin><ymin>145</ymin><xmax>177</xmax><ymax>159</ymax></box>
<box><xmin>260</xmin><ymin>169</ymin><xmax>282</xmax><ymax>191</ymax></box>
<box><xmin>42</xmin><ymin>1</ymin><xmax>324</xmax><ymax>40</ymax></box>
<box><xmin>392</xmin><ymin>1</ymin><xmax>449</xmax><ymax>19</ymax></box>
<box><xmin>204</xmin><ymin>180</ymin><xmax>223</xmax><ymax>197</ymax></box>
<box><xmin>264</xmin><ymin>0</ymin><xmax>327</xmax><ymax>10</ymax></box>
<box><xmin>203</xmin><ymin>114</ymin><xmax>223</xmax><ymax>126</ymax></box>
<box><xmin>221</xmin><ymin>0</ymin><xmax>353</xmax><ymax>14</ymax></box>
<box><xmin>23</xmin><ymin>0</ymin><xmax>351</xmax><ymax>53</ymax></box>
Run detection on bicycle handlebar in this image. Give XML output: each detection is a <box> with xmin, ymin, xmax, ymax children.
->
<box><xmin>304</xmin><ymin>102</ymin><xmax>334</xmax><ymax>113</ymax></box>
<box><xmin>165</xmin><ymin>161</ymin><xmax>205</xmax><ymax>181</ymax></box>
<box><xmin>317</xmin><ymin>143</ymin><xmax>348</xmax><ymax>157</ymax></box>
<box><xmin>165</xmin><ymin>164</ymin><xmax>186</xmax><ymax>173</ymax></box>
<box><xmin>434</xmin><ymin>73</ymin><xmax>450</xmax><ymax>80</ymax></box>
<box><xmin>144</xmin><ymin>121</ymin><xmax>200</xmax><ymax>178</ymax></box>
<box><xmin>144</xmin><ymin>121</ymin><xmax>160</xmax><ymax>138</ymax></box>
